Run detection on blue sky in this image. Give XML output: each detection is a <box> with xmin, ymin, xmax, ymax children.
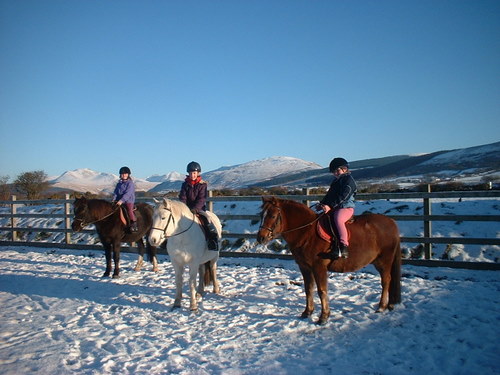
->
<box><xmin>1</xmin><ymin>0</ymin><xmax>499</xmax><ymax>180</ymax></box>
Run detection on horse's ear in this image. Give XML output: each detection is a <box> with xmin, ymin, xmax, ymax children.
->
<box><xmin>162</xmin><ymin>197</ymin><xmax>169</xmax><ymax>208</ymax></box>
<box><xmin>262</xmin><ymin>196</ymin><xmax>273</xmax><ymax>203</ymax></box>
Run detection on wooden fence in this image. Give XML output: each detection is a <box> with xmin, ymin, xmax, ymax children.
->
<box><xmin>1</xmin><ymin>190</ymin><xmax>499</xmax><ymax>270</ymax></box>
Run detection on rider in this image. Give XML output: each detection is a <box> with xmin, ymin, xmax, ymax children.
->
<box><xmin>317</xmin><ymin>157</ymin><xmax>357</xmax><ymax>259</ymax></box>
<box><xmin>179</xmin><ymin>161</ymin><xmax>219</xmax><ymax>251</ymax></box>
<box><xmin>112</xmin><ymin>166</ymin><xmax>138</xmax><ymax>232</ymax></box>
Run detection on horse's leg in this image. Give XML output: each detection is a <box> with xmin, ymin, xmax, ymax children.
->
<box><xmin>189</xmin><ymin>265</ymin><xmax>199</xmax><ymax>312</ymax></box>
<box><xmin>197</xmin><ymin>264</ymin><xmax>206</xmax><ymax>301</ymax></box>
<box><xmin>103</xmin><ymin>243</ymin><xmax>112</xmax><ymax>278</ymax></box>
<box><xmin>134</xmin><ymin>239</ymin><xmax>145</xmax><ymax>271</ymax></box>
<box><xmin>169</xmin><ymin>262</ymin><xmax>182</xmax><ymax>309</ymax></box>
<box><xmin>298</xmin><ymin>265</ymin><xmax>315</xmax><ymax>320</ymax></box>
<box><xmin>312</xmin><ymin>264</ymin><xmax>331</xmax><ymax>325</ymax></box>
<box><xmin>150</xmin><ymin>244</ymin><xmax>159</xmax><ymax>273</ymax></box>
<box><xmin>374</xmin><ymin>264</ymin><xmax>391</xmax><ymax>312</ymax></box>
<box><xmin>112</xmin><ymin>241</ymin><xmax>121</xmax><ymax>278</ymax></box>
<box><xmin>210</xmin><ymin>259</ymin><xmax>220</xmax><ymax>294</ymax></box>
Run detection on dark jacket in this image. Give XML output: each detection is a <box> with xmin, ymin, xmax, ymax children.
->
<box><xmin>179</xmin><ymin>177</ymin><xmax>207</xmax><ymax>212</ymax></box>
<box><xmin>320</xmin><ymin>172</ymin><xmax>357</xmax><ymax>209</ymax></box>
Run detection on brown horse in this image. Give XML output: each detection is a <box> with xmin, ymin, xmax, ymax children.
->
<box><xmin>257</xmin><ymin>196</ymin><xmax>401</xmax><ymax>325</ymax></box>
<box><xmin>71</xmin><ymin>197</ymin><xmax>158</xmax><ymax>278</ymax></box>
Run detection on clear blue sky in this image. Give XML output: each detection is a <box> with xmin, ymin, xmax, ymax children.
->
<box><xmin>1</xmin><ymin>0</ymin><xmax>499</xmax><ymax>179</ymax></box>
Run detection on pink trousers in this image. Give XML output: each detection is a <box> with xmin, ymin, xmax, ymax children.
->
<box><xmin>333</xmin><ymin>207</ymin><xmax>354</xmax><ymax>246</ymax></box>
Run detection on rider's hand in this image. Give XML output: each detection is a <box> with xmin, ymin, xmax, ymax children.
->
<box><xmin>322</xmin><ymin>205</ymin><xmax>331</xmax><ymax>213</ymax></box>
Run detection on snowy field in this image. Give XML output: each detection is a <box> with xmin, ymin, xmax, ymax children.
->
<box><xmin>0</xmin><ymin>246</ymin><xmax>499</xmax><ymax>375</ymax></box>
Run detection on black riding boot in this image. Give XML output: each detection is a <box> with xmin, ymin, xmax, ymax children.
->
<box><xmin>206</xmin><ymin>223</ymin><xmax>219</xmax><ymax>251</ymax></box>
<box><xmin>339</xmin><ymin>243</ymin><xmax>349</xmax><ymax>258</ymax></box>
<box><xmin>130</xmin><ymin>221</ymin><xmax>138</xmax><ymax>232</ymax></box>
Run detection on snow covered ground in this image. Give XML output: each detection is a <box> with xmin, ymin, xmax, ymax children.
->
<box><xmin>0</xmin><ymin>246</ymin><xmax>498</xmax><ymax>374</ymax></box>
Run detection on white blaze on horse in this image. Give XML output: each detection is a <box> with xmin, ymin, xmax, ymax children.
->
<box><xmin>148</xmin><ymin>198</ymin><xmax>222</xmax><ymax>312</ymax></box>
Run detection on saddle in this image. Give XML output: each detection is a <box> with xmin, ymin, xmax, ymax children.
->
<box><xmin>316</xmin><ymin>213</ymin><xmax>353</xmax><ymax>244</ymax></box>
<box><xmin>118</xmin><ymin>205</ymin><xmax>136</xmax><ymax>227</ymax></box>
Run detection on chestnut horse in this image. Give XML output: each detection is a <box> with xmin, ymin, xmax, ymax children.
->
<box><xmin>257</xmin><ymin>196</ymin><xmax>401</xmax><ymax>325</ymax></box>
<box><xmin>71</xmin><ymin>197</ymin><xmax>158</xmax><ymax>278</ymax></box>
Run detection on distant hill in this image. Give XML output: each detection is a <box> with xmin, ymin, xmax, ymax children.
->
<box><xmin>46</xmin><ymin>142</ymin><xmax>500</xmax><ymax>194</ymax></box>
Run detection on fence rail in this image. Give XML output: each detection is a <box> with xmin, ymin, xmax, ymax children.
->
<box><xmin>1</xmin><ymin>190</ymin><xmax>499</xmax><ymax>270</ymax></box>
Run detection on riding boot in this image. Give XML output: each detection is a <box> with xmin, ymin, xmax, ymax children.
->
<box><xmin>339</xmin><ymin>243</ymin><xmax>349</xmax><ymax>258</ymax></box>
<box><xmin>322</xmin><ymin>243</ymin><xmax>341</xmax><ymax>260</ymax></box>
<box><xmin>130</xmin><ymin>221</ymin><xmax>138</xmax><ymax>232</ymax></box>
<box><xmin>207</xmin><ymin>223</ymin><xmax>219</xmax><ymax>251</ymax></box>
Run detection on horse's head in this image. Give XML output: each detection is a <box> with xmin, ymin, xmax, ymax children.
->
<box><xmin>148</xmin><ymin>198</ymin><xmax>174</xmax><ymax>247</ymax></box>
<box><xmin>257</xmin><ymin>196</ymin><xmax>283</xmax><ymax>244</ymax></box>
<box><xmin>71</xmin><ymin>196</ymin><xmax>89</xmax><ymax>232</ymax></box>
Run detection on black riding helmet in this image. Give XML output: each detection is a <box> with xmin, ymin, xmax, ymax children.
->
<box><xmin>329</xmin><ymin>158</ymin><xmax>348</xmax><ymax>173</ymax></box>
<box><xmin>187</xmin><ymin>161</ymin><xmax>201</xmax><ymax>173</ymax></box>
<box><xmin>119</xmin><ymin>166</ymin><xmax>131</xmax><ymax>175</ymax></box>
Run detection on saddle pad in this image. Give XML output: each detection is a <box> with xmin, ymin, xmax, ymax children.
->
<box><xmin>317</xmin><ymin>215</ymin><xmax>334</xmax><ymax>242</ymax></box>
<box><xmin>316</xmin><ymin>214</ymin><xmax>354</xmax><ymax>243</ymax></box>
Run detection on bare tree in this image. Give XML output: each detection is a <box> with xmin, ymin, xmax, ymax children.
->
<box><xmin>14</xmin><ymin>170</ymin><xmax>49</xmax><ymax>200</ymax></box>
<box><xmin>0</xmin><ymin>175</ymin><xmax>10</xmax><ymax>201</ymax></box>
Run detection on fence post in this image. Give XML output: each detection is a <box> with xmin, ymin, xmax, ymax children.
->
<box><xmin>207</xmin><ymin>190</ymin><xmax>214</xmax><ymax>212</ymax></box>
<box><xmin>303</xmin><ymin>188</ymin><xmax>311</xmax><ymax>207</ymax></box>
<box><xmin>11</xmin><ymin>195</ymin><xmax>17</xmax><ymax>241</ymax></box>
<box><xmin>423</xmin><ymin>184</ymin><xmax>432</xmax><ymax>259</ymax></box>
<box><xmin>64</xmin><ymin>194</ymin><xmax>72</xmax><ymax>244</ymax></box>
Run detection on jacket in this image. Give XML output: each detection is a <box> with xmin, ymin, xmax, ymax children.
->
<box><xmin>320</xmin><ymin>172</ymin><xmax>357</xmax><ymax>209</ymax></box>
<box><xmin>179</xmin><ymin>177</ymin><xmax>207</xmax><ymax>212</ymax></box>
<box><xmin>113</xmin><ymin>178</ymin><xmax>136</xmax><ymax>204</ymax></box>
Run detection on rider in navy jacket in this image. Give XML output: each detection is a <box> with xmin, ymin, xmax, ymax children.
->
<box><xmin>179</xmin><ymin>175</ymin><xmax>207</xmax><ymax>212</ymax></box>
<box><xmin>179</xmin><ymin>161</ymin><xmax>218</xmax><ymax>251</ymax></box>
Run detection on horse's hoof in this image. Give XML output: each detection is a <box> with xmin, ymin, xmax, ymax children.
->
<box><xmin>102</xmin><ymin>273</ymin><xmax>110</xmax><ymax>278</ymax></box>
<box><xmin>316</xmin><ymin>318</ymin><xmax>328</xmax><ymax>326</ymax></box>
<box><xmin>171</xmin><ymin>305</ymin><xmax>181</xmax><ymax>311</ymax></box>
<box><xmin>112</xmin><ymin>274</ymin><xmax>120</xmax><ymax>279</ymax></box>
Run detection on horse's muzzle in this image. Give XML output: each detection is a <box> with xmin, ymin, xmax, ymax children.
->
<box><xmin>71</xmin><ymin>220</ymin><xmax>84</xmax><ymax>232</ymax></box>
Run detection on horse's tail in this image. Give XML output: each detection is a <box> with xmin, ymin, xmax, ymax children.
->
<box><xmin>389</xmin><ymin>238</ymin><xmax>402</xmax><ymax>306</ymax></box>
<box><xmin>203</xmin><ymin>261</ymin><xmax>214</xmax><ymax>286</ymax></box>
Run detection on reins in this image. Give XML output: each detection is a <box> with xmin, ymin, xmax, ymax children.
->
<box><xmin>260</xmin><ymin>204</ymin><xmax>325</xmax><ymax>239</ymax></box>
<box><xmin>151</xmin><ymin>206</ymin><xmax>196</xmax><ymax>238</ymax></box>
<box><xmin>74</xmin><ymin>205</ymin><xmax>119</xmax><ymax>228</ymax></box>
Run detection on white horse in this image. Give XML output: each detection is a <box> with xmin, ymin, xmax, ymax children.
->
<box><xmin>148</xmin><ymin>198</ymin><xmax>222</xmax><ymax>311</ymax></box>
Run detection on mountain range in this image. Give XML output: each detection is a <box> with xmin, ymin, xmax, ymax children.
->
<box><xmin>49</xmin><ymin>142</ymin><xmax>500</xmax><ymax>194</ymax></box>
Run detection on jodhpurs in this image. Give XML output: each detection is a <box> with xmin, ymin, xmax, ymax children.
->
<box><xmin>125</xmin><ymin>202</ymin><xmax>136</xmax><ymax>222</ymax></box>
<box><xmin>333</xmin><ymin>207</ymin><xmax>354</xmax><ymax>246</ymax></box>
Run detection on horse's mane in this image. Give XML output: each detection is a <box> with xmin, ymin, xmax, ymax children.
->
<box><xmin>262</xmin><ymin>197</ymin><xmax>315</xmax><ymax>216</ymax></box>
<box><xmin>161</xmin><ymin>198</ymin><xmax>192</xmax><ymax>217</ymax></box>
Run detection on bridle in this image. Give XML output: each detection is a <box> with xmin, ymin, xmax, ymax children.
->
<box><xmin>151</xmin><ymin>206</ymin><xmax>196</xmax><ymax>238</ymax></box>
<box><xmin>259</xmin><ymin>204</ymin><xmax>324</xmax><ymax>240</ymax></box>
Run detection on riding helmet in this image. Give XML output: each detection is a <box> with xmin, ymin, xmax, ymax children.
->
<box><xmin>187</xmin><ymin>161</ymin><xmax>201</xmax><ymax>173</ymax></box>
<box><xmin>119</xmin><ymin>166</ymin><xmax>131</xmax><ymax>175</ymax></box>
<box><xmin>329</xmin><ymin>158</ymin><xmax>349</xmax><ymax>172</ymax></box>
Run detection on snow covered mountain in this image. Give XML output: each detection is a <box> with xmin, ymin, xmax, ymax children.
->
<box><xmin>47</xmin><ymin>142</ymin><xmax>500</xmax><ymax>194</ymax></box>
<box><xmin>50</xmin><ymin>169</ymin><xmax>160</xmax><ymax>194</ymax></box>
<box><xmin>149</xmin><ymin>156</ymin><xmax>322</xmax><ymax>193</ymax></box>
